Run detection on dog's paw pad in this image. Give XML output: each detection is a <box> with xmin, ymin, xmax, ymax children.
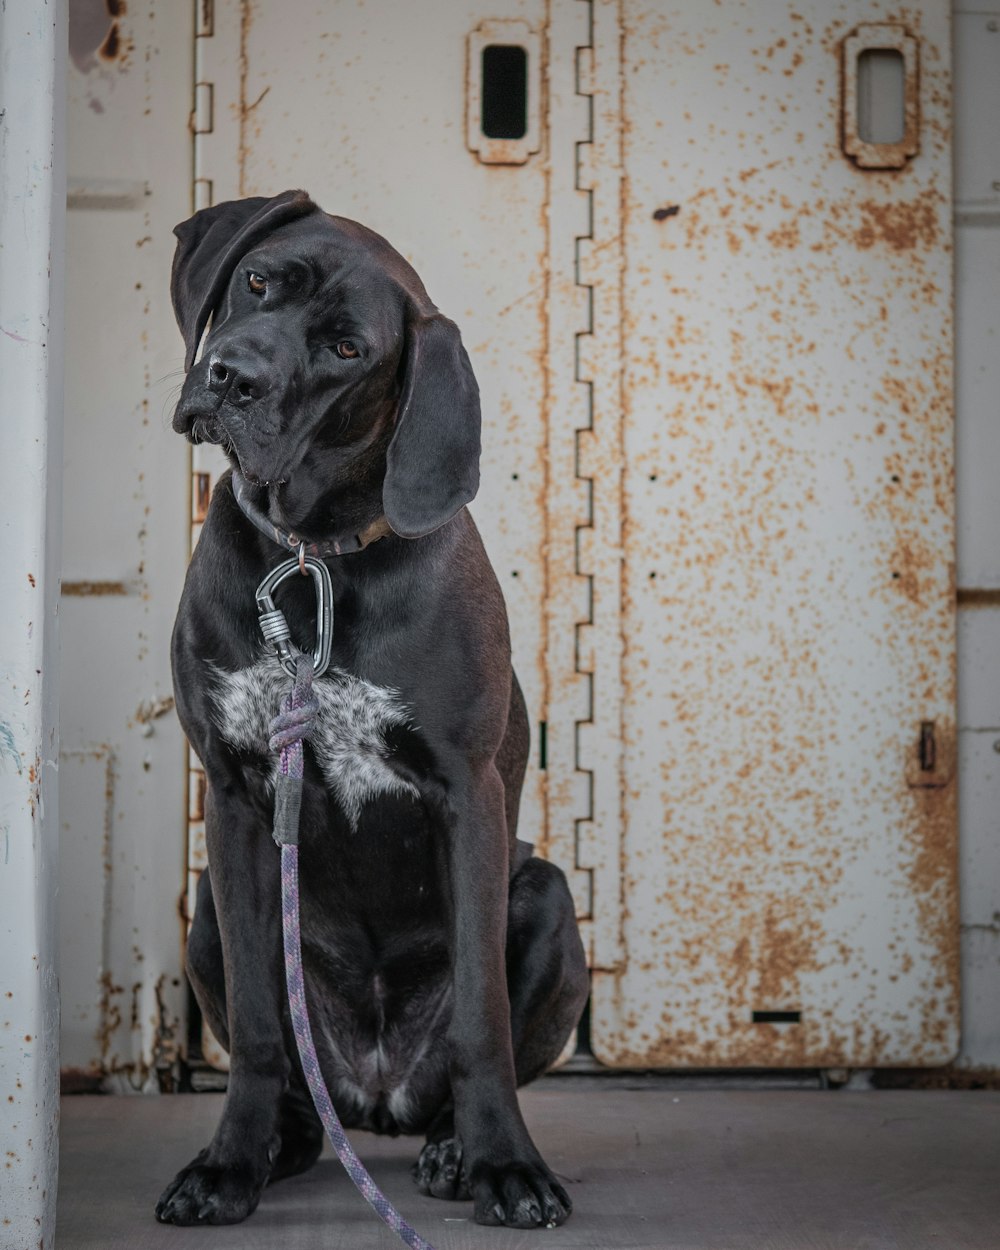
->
<box><xmin>412</xmin><ymin>1136</ymin><xmax>470</xmax><ymax>1201</ymax></box>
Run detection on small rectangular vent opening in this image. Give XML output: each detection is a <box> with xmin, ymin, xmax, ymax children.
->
<box><xmin>752</xmin><ymin>1010</ymin><xmax>802</xmax><ymax>1025</ymax></box>
<box><xmin>481</xmin><ymin>45</ymin><xmax>528</xmax><ymax>140</ymax></box>
<box><xmin>857</xmin><ymin>48</ymin><xmax>905</xmax><ymax>145</ymax></box>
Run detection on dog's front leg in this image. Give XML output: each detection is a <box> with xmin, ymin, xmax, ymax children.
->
<box><xmin>156</xmin><ymin>779</ymin><xmax>288</xmax><ymax>1225</ymax></box>
<box><xmin>447</xmin><ymin>762</ymin><xmax>573</xmax><ymax>1229</ymax></box>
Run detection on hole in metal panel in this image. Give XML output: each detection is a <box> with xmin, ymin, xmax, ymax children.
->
<box><xmin>752</xmin><ymin>1010</ymin><xmax>802</xmax><ymax>1024</ymax></box>
<box><xmin>857</xmin><ymin>48</ymin><xmax>905</xmax><ymax>145</ymax></box>
<box><xmin>481</xmin><ymin>45</ymin><xmax>528</xmax><ymax>140</ymax></box>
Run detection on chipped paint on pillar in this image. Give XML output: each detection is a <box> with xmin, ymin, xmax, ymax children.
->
<box><xmin>589</xmin><ymin>0</ymin><xmax>957</xmax><ymax>1067</ymax></box>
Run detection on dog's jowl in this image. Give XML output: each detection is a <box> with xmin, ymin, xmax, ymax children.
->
<box><xmin>156</xmin><ymin>191</ymin><xmax>589</xmax><ymax>1230</ymax></box>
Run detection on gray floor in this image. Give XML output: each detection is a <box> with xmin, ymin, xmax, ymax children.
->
<box><xmin>58</xmin><ymin>1084</ymin><xmax>1000</xmax><ymax>1250</ymax></box>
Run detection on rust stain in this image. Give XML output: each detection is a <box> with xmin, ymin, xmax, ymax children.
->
<box><xmin>98</xmin><ymin>21</ymin><xmax>121</xmax><ymax>61</ymax></box>
<box><xmin>61</xmin><ymin>580</ymin><xmax>128</xmax><ymax>597</ymax></box>
<box><xmin>97</xmin><ymin>970</ymin><xmax>124</xmax><ymax>1066</ymax></box>
<box><xmin>853</xmin><ymin>193</ymin><xmax>941</xmax><ymax>254</ymax></box>
<box><xmin>957</xmin><ymin>588</ymin><xmax>1000</xmax><ymax>608</ymax></box>
<box><xmin>237</xmin><ymin>0</ymin><xmax>257</xmax><ymax>198</ymax></box>
<box><xmin>133</xmin><ymin>695</ymin><xmax>175</xmax><ymax>725</ymax></box>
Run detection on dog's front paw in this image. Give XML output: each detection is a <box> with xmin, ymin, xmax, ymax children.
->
<box><xmin>155</xmin><ymin>1149</ymin><xmax>267</xmax><ymax>1225</ymax></box>
<box><xmin>412</xmin><ymin>1136</ymin><xmax>471</xmax><ymax>1200</ymax></box>
<box><xmin>470</xmin><ymin>1160</ymin><xmax>572</xmax><ymax>1229</ymax></box>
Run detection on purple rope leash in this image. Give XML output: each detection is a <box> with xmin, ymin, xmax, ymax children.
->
<box><xmin>271</xmin><ymin>652</ymin><xmax>436</xmax><ymax>1250</ymax></box>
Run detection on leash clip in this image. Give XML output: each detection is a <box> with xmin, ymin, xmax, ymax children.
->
<box><xmin>255</xmin><ymin>556</ymin><xmax>334</xmax><ymax>679</ymax></box>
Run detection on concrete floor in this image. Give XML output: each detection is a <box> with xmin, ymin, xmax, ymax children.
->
<box><xmin>58</xmin><ymin>1083</ymin><xmax>1000</xmax><ymax>1250</ymax></box>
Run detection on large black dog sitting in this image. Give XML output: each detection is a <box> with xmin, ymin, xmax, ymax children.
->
<box><xmin>156</xmin><ymin>190</ymin><xmax>588</xmax><ymax>1230</ymax></box>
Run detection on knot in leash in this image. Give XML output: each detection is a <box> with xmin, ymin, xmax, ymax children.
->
<box><xmin>268</xmin><ymin>652</ymin><xmax>316</xmax><ymax>850</ymax></box>
<box><xmin>268</xmin><ymin>684</ymin><xmax>319</xmax><ymax>754</ymax></box>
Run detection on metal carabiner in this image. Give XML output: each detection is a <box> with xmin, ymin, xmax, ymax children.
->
<box><xmin>255</xmin><ymin>555</ymin><xmax>334</xmax><ymax>679</ymax></box>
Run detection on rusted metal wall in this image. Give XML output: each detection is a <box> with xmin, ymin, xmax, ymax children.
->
<box><xmin>55</xmin><ymin>0</ymin><xmax>998</xmax><ymax>1082</ymax></box>
<box><xmin>590</xmin><ymin>0</ymin><xmax>958</xmax><ymax>1067</ymax></box>
<box><xmin>59</xmin><ymin>0</ymin><xmax>192</xmax><ymax>1088</ymax></box>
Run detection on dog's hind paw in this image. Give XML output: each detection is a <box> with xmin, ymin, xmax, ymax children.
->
<box><xmin>470</xmin><ymin>1160</ymin><xmax>572</xmax><ymax>1229</ymax></box>
<box><xmin>412</xmin><ymin>1136</ymin><xmax>471</xmax><ymax>1201</ymax></box>
<box><xmin>155</xmin><ymin>1150</ymin><xmax>266</xmax><ymax>1225</ymax></box>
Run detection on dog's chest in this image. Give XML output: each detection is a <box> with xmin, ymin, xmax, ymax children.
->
<box><xmin>209</xmin><ymin>655</ymin><xmax>418</xmax><ymax>824</ymax></box>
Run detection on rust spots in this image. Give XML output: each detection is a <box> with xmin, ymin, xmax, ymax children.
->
<box><xmin>69</xmin><ymin>0</ymin><xmax>131</xmax><ymax>74</ymax></box>
<box><xmin>59</xmin><ymin>1067</ymin><xmax>104</xmax><ymax>1094</ymax></box>
<box><xmin>27</xmin><ymin>573</ymin><xmax>36</xmax><ymax>588</ymax></box>
<box><xmin>61</xmin><ymin>580</ymin><xmax>127</xmax><ymax>597</ymax></box>
<box><xmin>194</xmin><ymin>472</ymin><xmax>212</xmax><ymax>524</ymax></box>
<box><xmin>889</xmin><ymin>533</ymin><xmax>937</xmax><ymax>607</ymax></box>
<box><xmin>97</xmin><ymin>971</ymin><xmax>123</xmax><ymax>1064</ymax></box>
<box><xmin>133</xmin><ymin>695</ymin><xmax>174</xmax><ymax>726</ymax></box>
<box><xmin>766</xmin><ymin>220</ymin><xmax>800</xmax><ymax>249</ymax></box>
<box><xmin>853</xmin><ymin>193</ymin><xmax>941</xmax><ymax>254</ymax></box>
<box><xmin>99</xmin><ymin>21</ymin><xmax>120</xmax><ymax>61</ymax></box>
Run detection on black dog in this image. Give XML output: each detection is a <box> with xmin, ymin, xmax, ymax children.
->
<box><xmin>155</xmin><ymin>190</ymin><xmax>588</xmax><ymax>1230</ymax></box>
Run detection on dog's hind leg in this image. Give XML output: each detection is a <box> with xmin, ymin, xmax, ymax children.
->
<box><xmin>185</xmin><ymin>868</ymin><xmax>230</xmax><ymax>1051</ymax></box>
<box><xmin>268</xmin><ymin>1076</ymin><xmax>324</xmax><ymax>1183</ymax></box>
<box><xmin>506</xmin><ymin>856</ymin><xmax>589</xmax><ymax>1086</ymax></box>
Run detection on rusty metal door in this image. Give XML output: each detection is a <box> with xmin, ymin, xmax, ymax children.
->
<box><xmin>585</xmin><ymin>0</ymin><xmax>958</xmax><ymax>1067</ymax></box>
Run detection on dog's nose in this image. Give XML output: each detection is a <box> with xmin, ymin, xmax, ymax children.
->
<box><xmin>207</xmin><ymin>354</ymin><xmax>269</xmax><ymax>407</ymax></box>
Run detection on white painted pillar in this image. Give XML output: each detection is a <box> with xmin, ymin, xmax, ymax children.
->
<box><xmin>0</xmin><ymin>2</ymin><xmax>66</xmax><ymax>1246</ymax></box>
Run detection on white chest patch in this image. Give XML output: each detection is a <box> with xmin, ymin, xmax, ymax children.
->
<box><xmin>209</xmin><ymin>655</ymin><xmax>419</xmax><ymax>826</ymax></box>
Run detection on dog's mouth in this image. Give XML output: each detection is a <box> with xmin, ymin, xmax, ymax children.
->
<box><xmin>187</xmin><ymin>413</ymin><xmax>232</xmax><ymax>452</ymax></box>
<box><xmin>181</xmin><ymin>412</ymin><xmax>285</xmax><ymax>486</ymax></box>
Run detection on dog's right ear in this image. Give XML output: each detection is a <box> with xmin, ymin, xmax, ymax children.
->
<box><xmin>171</xmin><ymin>190</ymin><xmax>318</xmax><ymax>370</ymax></box>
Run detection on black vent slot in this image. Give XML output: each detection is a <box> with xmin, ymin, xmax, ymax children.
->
<box><xmin>481</xmin><ymin>45</ymin><xmax>528</xmax><ymax>140</ymax></box>
<box><xmin>752</xmin><ymin>1010</ymin><xmax>802</xmax><ymax>1024</ymax></box>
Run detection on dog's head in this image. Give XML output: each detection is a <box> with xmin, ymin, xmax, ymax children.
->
<box><xmin>170</xmin><ymin>190</ymin><xmax>481</xmax><ymax>539</ymax></box>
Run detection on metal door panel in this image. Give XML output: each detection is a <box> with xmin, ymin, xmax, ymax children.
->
<box><xmin>954</xmin><ymin>216</ymin><xmax>1000</xmax><ymax>588</ymax></box>
<box><xmin>590</xmin><ymin>0</ymin><xmax>957</xmax><ymax>1066</ymax></box>
<box><xmin>956</xmin><ymin>728</ymin><xmax>1000</xmax><ymax>1067</ymax></box>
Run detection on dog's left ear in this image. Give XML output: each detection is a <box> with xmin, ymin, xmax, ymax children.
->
<box><xmin>171</xmin><ymin>189</ymin><xmax>318</xmax><ymax>370</ymax></box>
<box><xmin>383</xmin><ymin>314</ymin><xmax>482</xmax><ymax>539</ymax></box>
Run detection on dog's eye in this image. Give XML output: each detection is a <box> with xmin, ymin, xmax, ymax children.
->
<box><xmin>336</xmin><ymin>340</ymin><xmax>360</xmax><ymax>359</ymax></box>
<box><xmin>247</xmin><ymin>272</ymin><xmax>267</xmax><ymax>295</ymax></box>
